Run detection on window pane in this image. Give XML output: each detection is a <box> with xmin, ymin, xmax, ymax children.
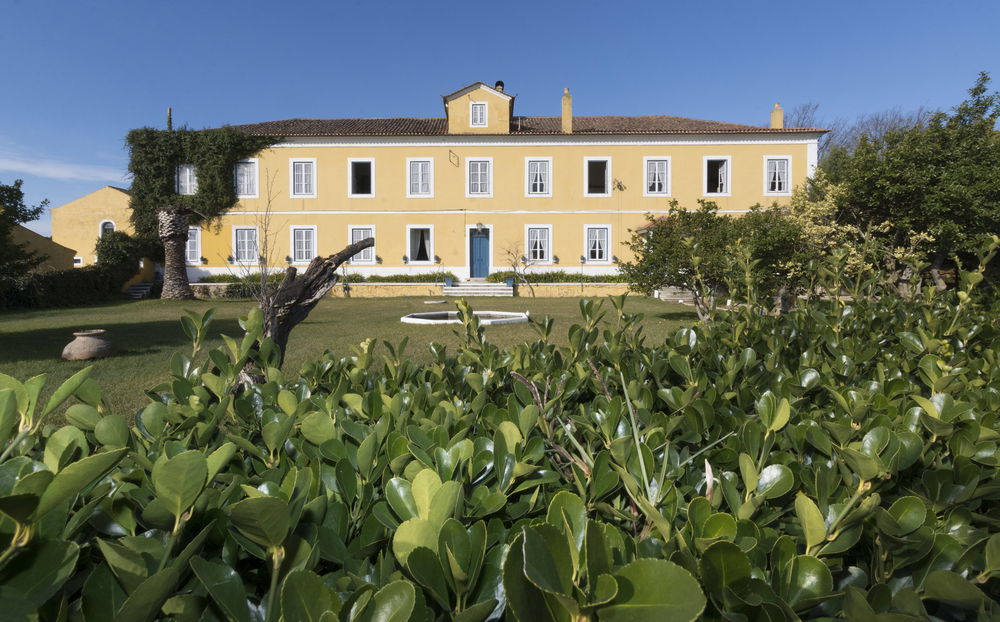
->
<box><xmin>351</xmin><ymin>161</ymin><xmax>372</xmax><ymax>195</ymax></box>
<box><xmin>186</xmin><ymin>228</ymin><xmax>199</xmax><ymax>263</ymax></box>
<box><xmin>587</xmin><ymin>227</ymin><xmax>608</xmax><ymax>260</ymax></box>
<box><xmin>293</xmin><ymin>162</ymin><xmax>313</xmax><ymax>195</ymax></box>
<box><xmin>528</xmin><ymin>228</ymin><xmax>548</xmax><ymax>260</ymax></box>
<box><xmin>587</xmin><ymin>160</ymin><xmax>608</xmax><ymax>194</ymax></box>
<box><xmin>409</xmin><ymin>228</ymin><xmax>430</xmax><ymax>261</ymax></box>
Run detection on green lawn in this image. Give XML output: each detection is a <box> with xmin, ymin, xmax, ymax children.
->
<box><xmin>0</xmin><ymin>296</ymin><xmax>695</xmax><ymax>415</ymax></box>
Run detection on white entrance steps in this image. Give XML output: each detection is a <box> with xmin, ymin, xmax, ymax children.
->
<box><xmin>127</xmin><ymin>283</ymin><xmax>154</xmax><ymax>299</ymax></box>
<box><xmin>442</xmin><ymin>281</ymin><xmax>514</xmax><ymax>297</ymax></box>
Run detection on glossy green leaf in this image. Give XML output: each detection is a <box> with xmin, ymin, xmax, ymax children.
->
<box><xmin>152</xmin><ymin>450</ymin><xmax>208</xmax><ymax>522</ymax></box>
<box><xmin>393</xmin><ymin>518</ymin><xmax>438</xmax><ymax>566</ymax></box>
<box><xmin>0</xmin><ymin>539</ymin><xmax>79</xmax><ymax>613</ymax></box>
<box><xmin>598</xmin><ymin>558</ymin><xmax>705</xmax><ymax>622</ymax></box>
<box><xmin>755</xmin><ymin>464</ymin><xmax>793</xmax><ymax>499</ymax></box>
<box><xmin>227</xmin><ymin>496</ymin><xmax>290</xmax><ymax>549</ymax></box>
<box><xmin>35</xmin><ymin>447</ymin><xmax>128</xmax><ymax>519</ymax></box>
<box><xmin>190</xmin><ymin>557</ymin><xmax>250</xmax><ymax>622</ymax></box>
<box><xmin>280</xmin><ymin>569</ymin><xmax>336</xmax><ymax>622</ymax></box>
<box><xmin>794</xmin><ymin>493</ymin><xmax>826</xmax><ymax>552</ymax></box>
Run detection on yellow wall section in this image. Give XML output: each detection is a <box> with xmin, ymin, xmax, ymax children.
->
<box><xmin>445</xmin><ymin>85</ymin><xmax>512</xmax><ymax>135</ymax></box>
<box><xmin>9</xmin><ymin>225</ymin><xmax>76</xmax><ymax>272</ymax></box>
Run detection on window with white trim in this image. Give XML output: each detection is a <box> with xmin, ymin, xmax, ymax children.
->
<box><xmin>526</xmin><ymin>159</ymin><xmax>550</xmax><ymax>196</ymax></box>
<box><xmin>291</xmin><ymin>159</ymin><xmax>315</xmax><ymax>197</ymax></box>
<box><xmin>234</xmin><ymin>227</ymin><xmax>259</xmax><ymax>263</ymax></box>
<box><xmin>291</xmin><ymin>227</ymin><xmax>315</xmax><ymax>263</ymax></box>
<box><xmin>186</xmin><ymin>227</ymin><xmax>200</xmax><ymax>264</ymax></box>
<box><xmin>705</xmin><ymin>158</ymin><xmax>730</xmax><ymax>195</ymax></box>
<box><xmin>765</xmin><ymin>157</ymin><xmax>790</xmax><ymax>194</ymax></box>
<box><xmin>349</xmin><ymin>159</ymin><xmax>374</xmax><ymax>197</ymax></box>
<box><xmin>645</xmin><ymin>159</ymin><xmax>669</xmax><ymax>195</ymax></box>
<box><xmin>586</xmin><ymin>226</ymin><xmax>610</xmax><ymax>262</ymax></box>
<box><xmin>176</xmin><ymin>164</ymin><xmax>197</xmax><ymax>195</ymax></box>
<box><xmin>350</xmin><ymin>226</ymin><xmax>375</xmax><ymax>263</ymax></box>
<box><xmin>527</xmin><ymin>227</ymin><xmax>550</xmax><ymax>262</ymax></box>
<box><xmin>408</xmin><ymin>227</ymin><xmax>433</xmax><ymax>263</ymax></box>
<box><xmin>585</xmin><ymin>158</ymin><xmax>610</xmax><ymax>196</ymax></box>
<box><xmin>100</xmin><ymin>221</ymin><xmax>115</xmax><ymax>238</ymax></box>
<box><xmin>468</xmin><ymin>159</ymin><xmax>491</xmax><ymax>196</ymax></box>
<box><xmin>407</xmin><ymin>159</ymin><xmax>433</xmax><ymax>197</ymax></box>
<box><xmin>235</xmin><ymin>160</ymin><xmax>257</xmax><ymax>197</ymax></box>
<box><xmin>470</xmin><ymin>102</ymin><xmax>487</xmax><ymax>127</ymax></box>
<box><xmin>73</xmin><ymin>256</ymin><xmax>83</xmax><ymax>266</ymax></box>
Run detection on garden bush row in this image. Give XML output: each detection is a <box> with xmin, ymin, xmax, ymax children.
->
<box><xmin>196</xmin><ymin>272</ymin><xmax>461</xmax><ymax>298</ymax></box>
<box><xmin>2</xmin><ymin>244</ymin><xmax>1000</xmax><ymax>620</ymax></box>
<box><xmin>486</xmin><ymin>270</ymin><xmax>630</xmax><ymax>284</ymax></box>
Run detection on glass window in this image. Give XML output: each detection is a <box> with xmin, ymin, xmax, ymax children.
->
<box><xmin>471</xmin><ymin>102</ymin><xmax>486</xmax><ymax>127</ymax></box>
<box><xmin>235</xmin><ymin>228</ymin><xmax>259</xmax><ymax>263</ymax></box>
<box><xmin>586</xmin><ymin>160</ymin><xmax>609</xmax><ymax>195</ymax></box>
<box><xmin>766</xmin><ymin>158</ymin><xmax>789</xmax><ymax>193</ymax></box>
<box><xmin>292</xmin><ymin>160</ymin><xmax>315</xmax><ymax>196</ymax></box>
<box><xmin>408</xmin><ymin>160</ymin><xmax>432</xmax><ymax>196</ymax></box>
<box><xmin>186</xmin><ymin>227</ymin><xmax>200</xmax><ymax>264</ymax></box>
<box><xmin>100</xmin><ymin>221</ymin><xmax>115</xmax><ymax>237</ymax></box>
<box><xmin>527</xmin><ymin>160</ymin><xmax>549</xmax><ymax>195</ymax></box>
<box><xmin>350</xmin><ymin>160</ymin><xmax>373</xmax><ymax>196</ymax></box>
<box><xmin>235</xmin><ymin>160</ymin><xmax>257</xmax><ymax>197</ymax></box>
<box><xmin>646</xmin><ymin>159</ymin><xmax>669</xmax><ymax>195</ymax></box>
<box><xmin>176</xmin><ymin>164</ymin><xmax>197</xmax><ymax>195</ymax></box>
<box><xmin>706</xmin><ymin>158</ymin><xmax>729</xmax><ymax>194</ymax></box>
<box><xmin>292</xmin><ymin>227</ymin><xmax>315</xmax><ymax>263</ymax></box>
<box><xmin>350</xmin><ymin>227</ymin><xmax>375</xmax><ymax>263</ymax></box>
<box><xmin>468</xmin><ymin>160</ymin><xmax>491</xmax><ymax>195</ymax></box>
<box><xmin>408</xmin><ymin>227</ymin><xmax>432</xmax><ymax>262</ymax></box>
<box><xmin>527</xmin><ymin>227</ymin><xmax>549</xmax><ymax>261</ymax></box>
<box><xmin>587</xmin><ymin>227</ymin><xmax>609</xmax><ymax>261</ymax></box>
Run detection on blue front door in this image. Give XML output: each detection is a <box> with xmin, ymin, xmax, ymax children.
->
<box><xmin>470</xmin><ymin>230</ymin><xmax>489</xmax><ymax>278</ymax></box>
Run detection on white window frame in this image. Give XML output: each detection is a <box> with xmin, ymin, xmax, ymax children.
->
<box><xmin>347</xmin><ymin>158</ymin><xmax>375</xmax><ymax>198</ymax></box>
<box><xmin>470</xmin><ymin>101</ymin><xmax>487</xmax><ymax>127</ymax></box>
<box><xmin>525</xmin><ymin>224</ymin><xmax>553</xmax><ymax>264</ymax></box>
<box><xmin>73</xmin><ymin>256</ymin><xmax>83</xmax><ymax>267</ymax></box>
<box><xmin>348</xmin><ymin>225</ymin><xmax>376</xmax><ymax>264</ymax></box>
<box><xmin>466</xmin><ymin>157</ymin><xmax>493</xmax><ymax>198</ymax></box>
<box><xmin>763</xmin><ymin>155</ymin><xmax>792</xmax><ymax>196</ymax></box>
<box><xmin>289</xmin><ymin>225</ymin><xmax>317</xmax><ymax>264</ymax></box>
<box><xmin>234</xmin><ymin>158</ymin><xmax>259</xmax><ymax>199</ymax></box>
<box><xmin>703</xmin><ymin>156</ymin><xmax>732</xmax><ymax>197</ymax></box>
<box><xmin>406</xmin><ymin>158</ymin><xmax>434</xmax><ymax>198</ymax></box>
<box><xmin>524</xmin><ymin>157</ymin><xmax>553</xmax><ymax>197</ymax></box>
<box><xmin>186</xmin><ymin>227</ymin><xmax>201</xmax><ymax>265</ymax></box>
<box><xmin>584</xmin><ymin>225</ymin><xmax>612</xmax><ymax>263</ymax></box>
<box><xmin>643</xmin><ymin>156</ymin><xmax>671</xmax><ymax>197</ymax></box>
<box><xmin>406</xmin><ymin>225</ymin><xmax>435</xmax><ymax>265</ymax></box>
<box><xmin>583</xmin><ymin>157</ymin><xmax>612</xmax><ymax>197</ymax></box>
<box><xmin>98</xmin><ymin>220</ymin><xmax>116</xmax><ymax>238</ymax></box>
<box><xmin>289</xmin><ymin>158</ymin><xmax>317</xmax><ymax>198</ymax></box>
<box><xmin>176</xmin><ymin>164</ymin><xmax>197</xmax><ymax>195</ymax></box>
<box><xmin>232</xmin><ymin>226</ymin><xmax>260</xmax><ymax>265</ymax></box>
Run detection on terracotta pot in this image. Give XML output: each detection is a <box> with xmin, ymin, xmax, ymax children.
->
<box><xmin>62</xmin><ymin>329</ymin><xmax>115</xmax><ymax>360</ymax></box>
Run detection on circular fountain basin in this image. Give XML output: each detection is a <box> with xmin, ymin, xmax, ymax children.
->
<box><xmin>401</xmin><ymin>310</ymin><xmax>530</xmax><ymax>325</ymax></box>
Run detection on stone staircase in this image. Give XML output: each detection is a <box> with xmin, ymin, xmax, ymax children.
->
<box><xmin>127</xmin><ymin>283</ymin><xmax>154</xmax><ymax>299</ymax></box>
<box><xmin>442</xmin><ymin>279</ymin><xmax>514</xmax><ymax>297</ymax></box>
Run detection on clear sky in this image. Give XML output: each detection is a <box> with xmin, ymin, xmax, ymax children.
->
<box><xmin>4</xmin><ymin>0</ymin><xmax>999</xmax><ymax>236</ymax></box>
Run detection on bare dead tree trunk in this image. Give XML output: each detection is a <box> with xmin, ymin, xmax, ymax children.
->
<box><xmin>930</xmin><ymin>250</ymin><xmax>948</xmax><ymax>292</ymax></box>
<box><xmin>158</xmin><ymin>205</ymin><xmax>194</xmax><ymax>300</ymax></box>
<box><xmin>261</xmin><ymin>237</ymin><xmax>375</xmax><ymax>366</ymax></box>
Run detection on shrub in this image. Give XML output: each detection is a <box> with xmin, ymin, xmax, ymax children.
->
<box><xmin>486</xmin><ymin>270</ymin><xmax>629</xmax><ymax>283</ymax></box>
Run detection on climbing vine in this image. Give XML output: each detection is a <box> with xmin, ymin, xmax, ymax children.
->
<box><xmin>126</xmin><ymin>127</ymin><xmax>277</xmax><ymax>239</ymax></box>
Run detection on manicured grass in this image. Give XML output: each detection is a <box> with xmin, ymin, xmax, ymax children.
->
<box><xmin>0</xmin><ymin>296</ymin><xmax>695</xmax><ymax>415</ymax></box>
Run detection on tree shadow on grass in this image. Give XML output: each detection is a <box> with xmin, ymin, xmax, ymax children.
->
<box><xmin>653</xmin><ymin>310</ymin><xmax>699</xmax><ymax>322</ymax></box>
<box><xmin>0</xmin><ymin>318</ymin><xmax>244</xmax><ymax>363</ymax></box>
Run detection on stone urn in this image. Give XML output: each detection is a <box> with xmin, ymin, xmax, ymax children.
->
<box><xmin>62</xmin><ymin>329</ymin><xmax>115</xmax><ymax>360</ymax></box>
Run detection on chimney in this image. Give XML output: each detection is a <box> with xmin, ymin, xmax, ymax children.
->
<box><xmin>494</xmin><ymin>80</ymin><xmax>505</xmax><ymax>92</ymax></box>
<box><xmin>770</xmin><ymin>103</ymin><xmax>784</xmax><ymax>129</ymax></box>
<box><xmin>561</xmin><ymin>88</ymin><xmax>573</xmax><ymax>133</ymax></box>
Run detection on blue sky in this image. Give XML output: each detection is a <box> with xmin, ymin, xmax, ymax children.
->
<box><xmin>4</xmin><ymin>0</ymin><xmax>999</xmax><ymax>236</ymax></box>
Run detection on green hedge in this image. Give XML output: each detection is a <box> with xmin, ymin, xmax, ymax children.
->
<box><xmin>486</xmin><ymin>269</ymin><xmax>630</xmax><ymax>283</ymax></box>
<box><xmin>195</xmin><ymin>272</ymin><xmax>459</xmax><ymax>297</ymax></box>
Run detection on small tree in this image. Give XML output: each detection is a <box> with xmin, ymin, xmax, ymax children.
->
<box><xmin>0</xmin><ymin>179</ymin><xmax>48</xmax><ymax>279</ymax></box>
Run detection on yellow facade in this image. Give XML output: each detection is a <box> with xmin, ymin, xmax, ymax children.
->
<box><xmin>52</xmin><ymin>82</ymin><xmax>825</xmax><ymax>286</ymax></box>
<box><xmin>9</xmin><ymin>225</ymin><xmax>76</xmax><ymax>272</ymax></box>
<box><xmin>49</xmin><ymin>185</ymin><xmax>156</xmax><ymax>285</ymax></box>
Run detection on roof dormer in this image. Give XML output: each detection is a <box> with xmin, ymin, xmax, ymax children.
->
<box><xmin>443</xmin><ymin>81</ymin><xmax>514</xmax><ymax>134</ymax></box>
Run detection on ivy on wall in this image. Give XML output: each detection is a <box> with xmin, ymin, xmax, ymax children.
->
<box><xmin>126</xmin><ymin>127</ymin><xmax>277</xmax><ymax>240</ymax></box>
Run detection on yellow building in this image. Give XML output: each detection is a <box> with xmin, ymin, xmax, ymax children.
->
<box><xmin>50</xmin><ymin>185</ymin><xmax>156</xmax><ymax>284</ymax></box>
<box><xmin>57</xmin><ymin>82</ymin><xmax>826</xmax><ymax>283</ymax></box>
<box><xmin>9</xmin><ymin>225</ymin><xmax>76</xmax><ymax>272</ymax></box>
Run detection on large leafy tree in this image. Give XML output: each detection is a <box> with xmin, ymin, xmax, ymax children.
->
<box><xmin>0</xmin><ymin>179</ymin><xmax>48</xmax><ymax>279</ymax></box>
<box><xmin>832</xmin><ymin>73</ymin><xmax>1000</xmax><ymax>286</ymax></box>
<box><xmin>126</xmin><ymin>127</ymin><xmax>275</xmax><ymax>299</ymax></box>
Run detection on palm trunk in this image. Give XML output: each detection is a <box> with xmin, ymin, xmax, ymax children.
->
<box><xmin>158</xmin><ymin>205</ymin><xmax>194</xmax><ymax>300</ymax></box>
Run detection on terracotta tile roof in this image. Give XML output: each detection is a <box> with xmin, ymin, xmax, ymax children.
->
<box><xmin>233</xmin><ymin>116</ymin><xmax>826</xmax><ymax>137</ymax></box>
